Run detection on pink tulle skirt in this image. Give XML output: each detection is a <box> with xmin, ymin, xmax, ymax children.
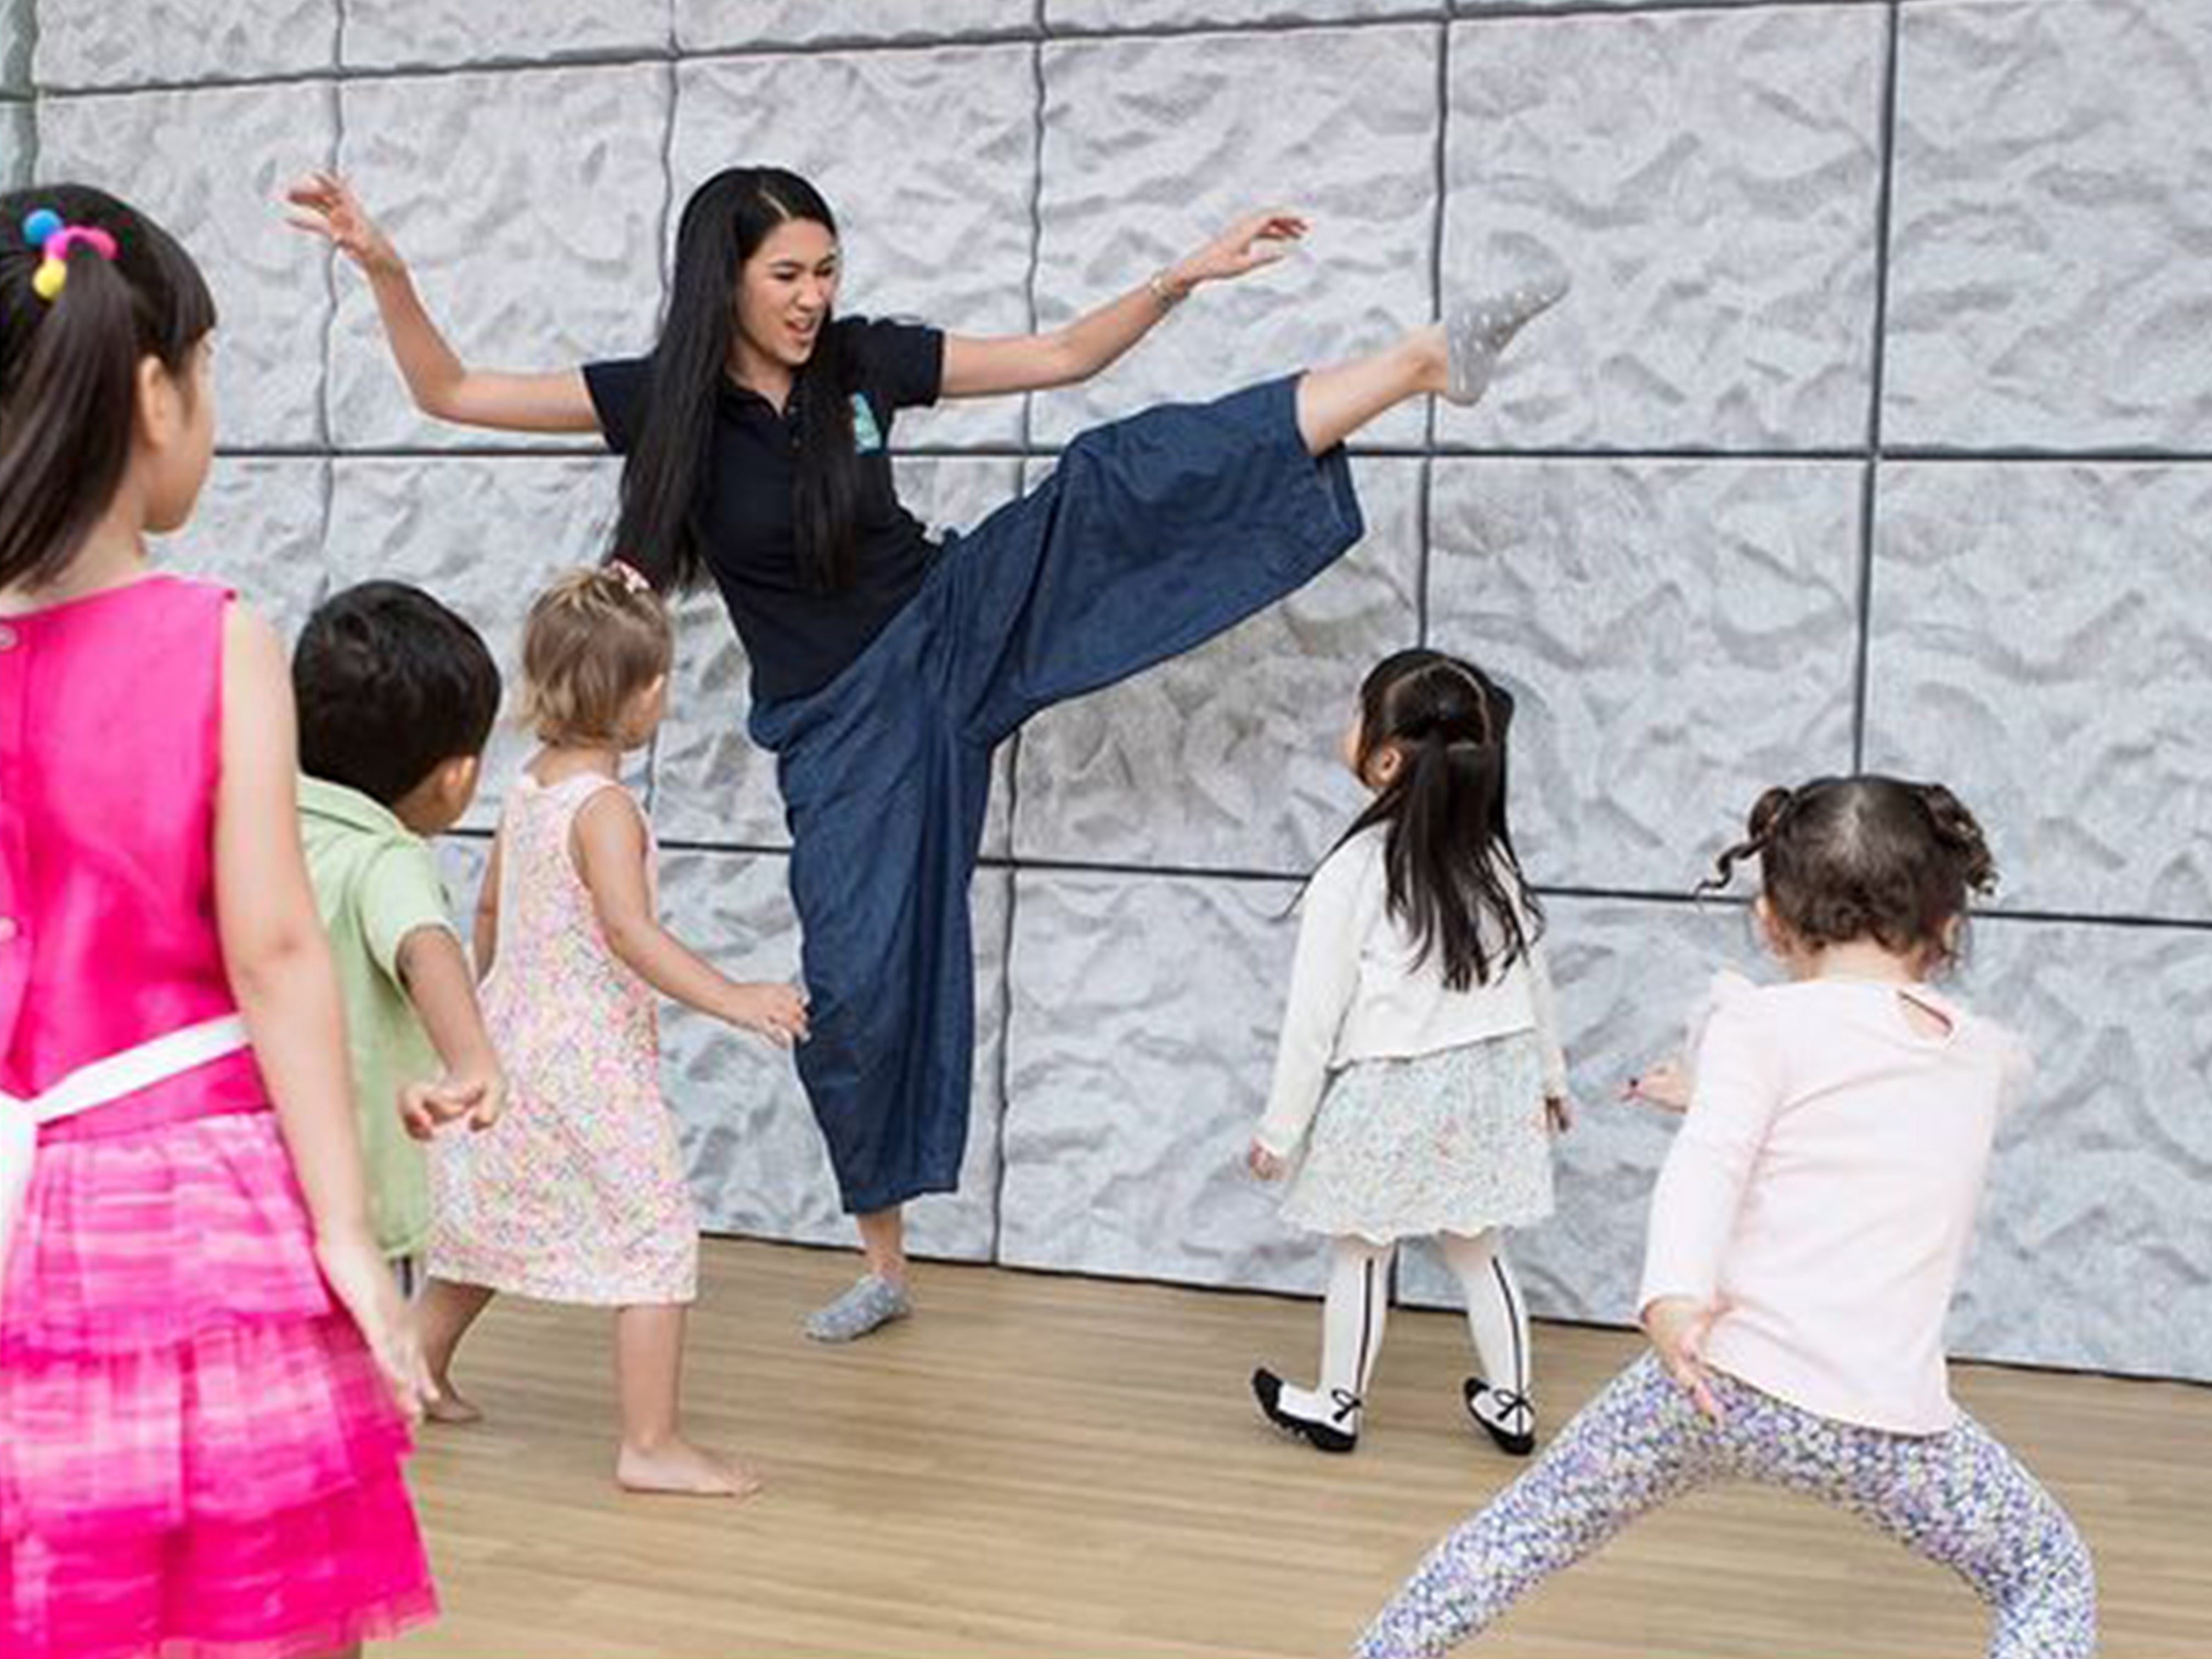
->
<box><xmin>1</xmin><ymin>1105</ymin><xmax>436</xmax><ymax>1658</ymax></box>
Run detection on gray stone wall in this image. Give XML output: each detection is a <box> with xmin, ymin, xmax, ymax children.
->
<box><xmin>17</xmin><ymin>1</ymin><xmax>2210</xmax><ymax>1380</ymax></box>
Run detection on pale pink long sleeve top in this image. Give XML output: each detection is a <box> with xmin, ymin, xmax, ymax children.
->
<box><xmin>1638</xmin><ymin>972</ymin><xmax>2028</xmax><ymax>1435</ymax></box>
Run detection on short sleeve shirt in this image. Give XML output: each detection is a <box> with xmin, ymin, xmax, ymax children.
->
<box><xmin>298</xmin><ymin>775</ymin><xmax>457</xmax><ymax>1260</ymax></box>
<box><xmin>584</xmin><ymin>315</ymin><xmax>947</xmax><ymax>704</ymax></box>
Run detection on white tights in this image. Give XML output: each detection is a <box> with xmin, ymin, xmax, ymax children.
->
<box><xmin>1277</xmin><ymin>1231</ymin><xmax>1532</xmax><ymax>1432</ymax></box>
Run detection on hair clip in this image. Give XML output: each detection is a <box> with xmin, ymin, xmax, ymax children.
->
<box><xmin>21</xmin><ymin>209</ymin><xmax>119</xmax><ymax>302</ymax></box>
<box><xmin>606</xmin><ymin>558</ymin><xmax>653</xmax><ymax>596</ymax></box>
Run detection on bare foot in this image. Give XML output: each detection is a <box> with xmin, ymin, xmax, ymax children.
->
<box><xmin>422</xmin><ymin>1378</ymin><xmax>483</xmax><ymax>1425</ymax></box>
<box><xmin>616</xmin><ymin>1438</ymin><xmax>763</xmax><ymax>1499</ymax></box>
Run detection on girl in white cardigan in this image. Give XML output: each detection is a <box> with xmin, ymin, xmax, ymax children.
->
<box><xmin>1250</xmin><ymin>649</ymin><xmax>1569</xmax><ymax>1457</ymax></box>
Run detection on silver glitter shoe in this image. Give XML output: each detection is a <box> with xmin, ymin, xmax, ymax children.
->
<box><xmin>804</xmin><ymin>1273</ymin><xmax>912</xmax><ymax>1343</ymax></box>
<box><xmin>1443</xmin><ymin>272</ymin><xmax>1568</xmax><ymax>408</ymax></box>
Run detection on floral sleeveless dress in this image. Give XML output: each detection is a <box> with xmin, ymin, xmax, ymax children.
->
<box><xmin>430</xmin><ymin>772</ymin><xmax>696</xmax><ymax>1304</ymax></box>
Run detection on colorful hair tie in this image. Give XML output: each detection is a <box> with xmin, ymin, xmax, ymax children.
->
<box><xmin>21</xmin><ymin>208</ymin><xmax>119</xmax><ymax>302</ymax></box>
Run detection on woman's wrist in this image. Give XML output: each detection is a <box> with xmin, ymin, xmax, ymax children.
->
<box><xmin>1148</xmin><ymin>264</ymin><xmax>1196</xmax><ymax>309</ymax></box>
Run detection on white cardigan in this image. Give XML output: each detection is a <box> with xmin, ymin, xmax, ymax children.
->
<box><xmin>1254</xmin><ymin>826</ymin><xmax>1568</xmax><ymax>1158</ymax></box>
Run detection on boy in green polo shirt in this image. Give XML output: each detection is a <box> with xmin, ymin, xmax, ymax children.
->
<box><xmin>294</xmin><ymin>581</ymin><xmax>507</xmax><ymax>1286</ymax></box>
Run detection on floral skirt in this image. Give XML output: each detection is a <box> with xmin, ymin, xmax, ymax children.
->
<box><xmin>1279</xmin><ymin>1032</ymin><xmax>1555</xmax><ymax>1244</ymax></box>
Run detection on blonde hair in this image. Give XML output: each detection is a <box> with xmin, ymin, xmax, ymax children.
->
<box><xmin>517</xmin><ymin>565</ymin><xmax>674</xmax><ymax>747</ymax></box>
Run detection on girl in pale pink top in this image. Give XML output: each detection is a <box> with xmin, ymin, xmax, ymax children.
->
<box><xmin>1358</xmin><ymin>775</ymin><xmax>2095</xmax><ymax>1659</ymax></box>
<box><xmin>0</xmin><ymin>185</ymin><xmax>435</xmax><ymax>1657</ymax></box>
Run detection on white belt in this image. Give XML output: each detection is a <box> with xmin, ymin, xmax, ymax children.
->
<box><xmin>1</xmin><ymin>1014</ymin><xmax>252</xmax><ymax>1256</ymax></box>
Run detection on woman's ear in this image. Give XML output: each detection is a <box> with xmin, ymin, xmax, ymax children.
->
<box><xmin>1367</xmin><ymin>741</ymin><xmax>1404</xmax><ymax>787</ymax></box>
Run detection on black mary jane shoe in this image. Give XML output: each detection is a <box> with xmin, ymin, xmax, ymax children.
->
<box><xmin>1464</xmin><ymin>1375</ymin><xmax>1537</xmax><ymax>1458</ymax></box>
<box><xmin>1251</xmin><ymin>1367</ymin><xmax>1361</xmax><ymax>1454</ymax></box>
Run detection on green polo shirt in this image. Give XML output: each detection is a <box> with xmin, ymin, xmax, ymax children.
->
<box><xmin>298</xmin><ymin>775</ymin><xmax>457</xmax><ymax>1261</ymax></box>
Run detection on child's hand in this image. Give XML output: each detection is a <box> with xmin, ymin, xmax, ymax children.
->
<box><xmin>725</xmin><ymin>981</ymin><xmax>809</xmax><ymax>1047</ymax></box>
<box><xmin>1246</xmin><ymin>1140</ymin><xmax>1286</xmax><ymax>1181</ymax></box>
<box><xmin>397</xmin><ymin>1081</ymin><xmax>442</xmax><ymax>1143</ymax></box>
<box><xmin>1544</xmin><ymin>1093</ymin><xmax>1575</xmax><ymax>1135</ymax></box>
<box><xmin>1624</xmin><ymin>1057</ymin><xmax>1692</xmax><ymax>1113</ymax></box>
<box><xmin>398</xmin><ymin>1069</ymin><xmax>507</xmax><ymax>1137</ymax></box>
<box><xmin>1643</xmin><ymin>1295</ymin><xmax>1724</xmax><ymax>1422</ymax></box>
<box><xmin>314</xmin><ymin>1227</ymin><xmax>433</xmax><ymax>1424</ymax></box>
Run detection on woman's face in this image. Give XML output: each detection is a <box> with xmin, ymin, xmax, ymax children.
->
<box><xmin>733</xmin><ymin>217</ymin><xmax>840</xmax><ymax>375</ymax></box>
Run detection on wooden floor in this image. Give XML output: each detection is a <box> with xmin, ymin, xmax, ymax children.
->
<box><xmin>394</xmin><ymin>1239</ymin><xmax>2210</xmax><ymax>1657</ymax></box>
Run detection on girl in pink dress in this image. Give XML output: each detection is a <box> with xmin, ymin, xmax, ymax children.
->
<box><xmin>424</xmin><ymin>566</ymin><xmax>807</xmax><ymax>1497</ymax></box>
<box><xmin>0</xmin><ymin>186</ymin><xmax>437</xmax><ymax>1657</ymax></box>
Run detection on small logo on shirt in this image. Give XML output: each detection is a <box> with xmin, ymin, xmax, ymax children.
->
<box><xmin>850</xmin><ymin>393</ymin><xmax>885</xmax><ymax>454</ymax></box>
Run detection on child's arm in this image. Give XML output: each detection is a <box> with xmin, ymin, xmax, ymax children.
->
<box><xmin>1525</xmin><ymin>931</ymin><xmax>1573</xmax><ymax>1132</ymax></box>
<box><xmin>1636</xmin><ymin>991</ymin><xmax>1782</xmax><ymax>1419</ymax></box>
<box><xmin>1249</xmin><ymin>850</ymin><xmax>1368</xmax><ymax>1176</ymax></box>
<box><xmin>472</xmin><ymin>832</ymin><xmax>503</xmax><ymax>983</ymax></box>
<box><xmin>571</xmin><ymin>789</ymin><xmax>809</xmax><ymax>1045</ymax></box>
<box><xmin>213</xmin><ymin>604</ymin><xmax>428</xmax><ymax>1416</ymax></box>
<box><xmin>397</xmin><ymin>927</ymin><xmax>506</xmax><ymax>1131</ymax></box>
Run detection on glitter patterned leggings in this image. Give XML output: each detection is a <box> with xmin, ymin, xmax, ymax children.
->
<box><xmin>1356</xmin><ymin>1352</ymin><xmax>2096</xmax><ymax>1658</ymax></box>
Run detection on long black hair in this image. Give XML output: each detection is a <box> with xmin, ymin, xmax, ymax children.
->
<box><xmin>612</xmin><ymin>166</ymin><xmax>863</xmax><ymax>594</ymax></box>
<box><xmin>1700</xmin><ymin>775</ymin><xmax>1997</xmax><ymax>972</ymax></box>
<box><xmin>0</xmin><ymin>183</ymin><xmax>216</xmax><ymax>589</ymax></box>
<box><xmin>1330</xmin><ymin>648</ymin><xmax>1543</xmax><ymax>992</ymax></box>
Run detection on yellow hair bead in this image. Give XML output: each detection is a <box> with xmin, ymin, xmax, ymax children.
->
<box><xmin>31</xmin><ymin>258</ymin><xmax>65</xmax><ymax>301</ymax></box>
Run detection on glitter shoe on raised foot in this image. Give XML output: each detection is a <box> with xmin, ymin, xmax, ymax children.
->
<box><xmin>1443</xmin><ymin>272</ymin><xmax>1569</xmax><ymax>408</ymax></box>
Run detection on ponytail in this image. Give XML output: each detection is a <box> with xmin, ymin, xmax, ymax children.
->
<box><xmin>0</xmin><ymin>185</ymin><xmax>215</xmax><ymax>589</ymax></box>
<box><xmin>1327</xmin><ymin>648</ymin><xmax>1543</xmax><ymax>992</ymax></box>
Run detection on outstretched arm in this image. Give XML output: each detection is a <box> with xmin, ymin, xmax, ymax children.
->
<box><xmin>286</xmin><ymin>171</ymin><xmax>597</xmax><ymax>433</ymax></box>
<box><xmin>941</xmin><ymin>208</ymin><xmax>1308</xmax><ymax>399</ymax></box>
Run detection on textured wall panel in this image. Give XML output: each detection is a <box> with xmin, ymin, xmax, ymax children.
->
<box><xmin>0</xmin><ymin>0</ymin><xmax>30</xmax><ymax>93</ymax></box>
<box><xmin>677</xmin><ymin>2</ymin><xmax>1031</xmax><ymax>50</ymax></box>
<box><xmin>1426</xmin><ymin>458</ymin><xmax>1861</xmax><ymax>894</ymax></box>
<box><xmin>1440</xmin><ymin>7</ymin><xmax>1884</xmax><ymax>450</ymax></box>
<box><xmin>343</xmin><ymin>0</ymin><xmax>670</xmax><ymax>71</ymax></box>
<box><xmin>652</xmin><ymin>456</ymin><xmax>1026</xmax><ymax>854</ymax></box>
<box><xmin>325</xmin><ymin>456</ymin><xmax>625</xmax><ymax>833</ymax></box>
<box><xmin>154</xmin><ymin>457</ymin><xmax>332</xmax><ymax>642</ymax></box>
<box><xmin>0</xmin><ymin>100</ymin><xmax>29</xmax><ymax>185</ymax></box>
<box><xmin>330</xmin><ymin>64</ymin><xmax>670</xmax><ymax>449</ymax></box>
<box><xmin>1012</xmin><ymin>456</ymin><xmax>1420</xmax><ymax>873</ymax></box>
<box><xmin>1047</xmin><ymin>1</ymin><xmax>1436</xmax><ymax>29</ymax></box>
<box><xmin>1000</xmin><ymin>869</ymin><xmax>1308</xmax><ymax>1286</ymax></box>
<box><xmin>665</xmin><ymin>850</ymin><xmax>1006</xmax><ymax>1263</ymax></box>
<box><xmin>1032</xmin><ymin>25</ymin><xmax>1438</xmax><ymax>449</ymax></box>
<box><xmin>1865</xmin><ymin>463</ymin><xmax>2212</xmax><ymax>921</ymax></box>
<box><xmin>39</xmin><ymin>83</ymin><xmax>337</xmax><ymax>448</ymax></box>
<box><xmin>1887</xmin><ymin>1</ymin><xmax>2212</xmax><ymax>451</ymax></box>
<box><xmin>34</xmin><ymin>0</ymin><xmax>334</xmax><ymax>87</ymax></box>
<box><xmin>669</xmin><ymin>45</ymin><xmax>1035</xmax><ymax>452</ymax></box>
<box><xmin>1949</xmin><ymin>915</ymin><xmax>2212</xmax><ymax>1379</ymax></box>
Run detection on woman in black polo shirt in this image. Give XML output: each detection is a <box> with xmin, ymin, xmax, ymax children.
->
<box><xmin>291</xmin><ymin>166</ymin><xmax>1561</xmax><ymax>1343</ymax></box>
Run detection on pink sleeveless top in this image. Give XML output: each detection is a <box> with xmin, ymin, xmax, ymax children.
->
<box><xmin>0</xmin><ymin>575</ymin><xmax>267</xmax><ymax>1138</ymax></box>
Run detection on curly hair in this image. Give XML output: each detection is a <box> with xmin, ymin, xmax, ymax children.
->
<box><xmin>1700</xmin><ymin>775</ymin><xmax>1997</xmax><ymax>970</ymax></box>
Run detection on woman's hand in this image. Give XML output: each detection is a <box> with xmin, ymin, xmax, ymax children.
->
<box><xmin>1643</xmin><ymin>1295</ymin><xmax>1724</xmax><ymax>1422</ymax></box>
<box><xmin>285</xmin><ymin>170</ymin><xmax>402</xmax><ymax>277</ymax></box>
<box><xmin>316</xmin><ymin>1227</ymin><xmax>433</xmax><ymax>1424</ymax></box>
<box><xmin>1165</xmin><ymin>208</ymin><xmax>1310</xmax><ymax>297</ymax></box>
<box><xmin>1246</xmin><ymin>1140</ymin><xmax>1287</xmax><ymax>1181</ymax></box>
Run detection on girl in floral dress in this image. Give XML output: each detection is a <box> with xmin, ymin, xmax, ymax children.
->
<box><xmin>424</xmin><ymin>566</ymin><xmax>806</xmax><ymax>1497</ymax></box>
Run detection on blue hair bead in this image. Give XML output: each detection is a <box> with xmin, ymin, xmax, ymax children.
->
<box><xmin>21</xmin><ymin>208</ymin><xmax>61</xmax><ymax>247</ymax></box>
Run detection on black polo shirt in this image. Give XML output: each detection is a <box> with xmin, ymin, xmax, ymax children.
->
<box><xmin>584</xmin><ymin>315</ymin><xmax>946</xmax><ymax>704</ymax></box>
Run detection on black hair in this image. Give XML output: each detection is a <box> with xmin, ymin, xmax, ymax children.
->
<box><xmin>1329</xmin><ymin>648</ymin><xmax>1543</xmax><ymax>992</ymax></box>
<box><xmin>1700</xmin><ymin>775</ymin><xmax>1998</xmax><ymax>970</ymax></box>
<box><xmin>612</xmin><ymin>166</ymin><xmax>861</xmax><ymax>595</ymax></box>
<box><xmin>292</xmin><ymin>580</ymin><xmax>503</xmax><ymax>807</ymax></box>
<box><xmin>0</xmin><ymin>183</ymin><xmax>217</xmax><ymax>588</ymax></box>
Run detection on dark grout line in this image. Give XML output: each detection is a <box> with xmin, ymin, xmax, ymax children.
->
<box><xmin>1850</xmin><ymin>1</ymin><xmax>1904</xmax><ymax>773</ymax></box>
